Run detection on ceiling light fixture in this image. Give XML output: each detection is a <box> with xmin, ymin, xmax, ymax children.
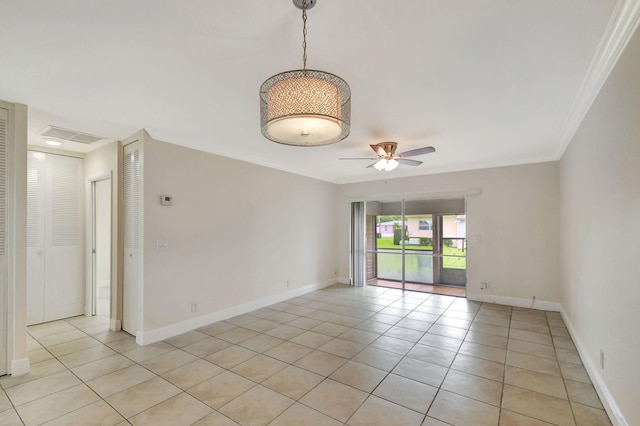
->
<box><xmin>45</xmin><ymin>140</ymin><xmax>62</xmax><ymax>146</ymax></box>
<box><xmin>373</xmin><ymin>158</ymin><xmax>399</xmax><ymax>171</ymax></box>
<box><xmin>260</xmin><ymin>0</ymin><xmax>351</xmax><ymax>146</ymax></box>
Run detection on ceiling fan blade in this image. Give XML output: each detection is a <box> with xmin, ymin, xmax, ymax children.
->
<box><xmin>339</xmin><ymin>157</ymin><xmax>379</xmax><ymax>160</ymax></box>
<box><xmin>399</xmin><ymin>146</ymin><xmax>435</xmax><ymax>157</ymax></box>
<box><xmin>366</xmin><ymin>162</ymin><xmax>378</xmax><ymax>168</ymax></box>
<box><xmin>370</xmin><ymin>144</ymin><xmax>387</xmax><ymax>157</ymax></box>
<box><xmin>398</xmin><ymin>158</ymin><xmax>422</xmax><ymax>166</ymax></box>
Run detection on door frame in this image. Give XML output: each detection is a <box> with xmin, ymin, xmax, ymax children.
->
<box><xmin>122</xmin><ymin>138</ymin><xmax>143</xmax><ymax>339</ymax></box>
<box><xmin>354</xmin><ymin>195</ymin><xmax>470</xmax><ymax>291</ymax></box>
<box><xmin>87</xmin><ymin>173</ymin><xmax>112</xmax><ymax>318</ymax></box>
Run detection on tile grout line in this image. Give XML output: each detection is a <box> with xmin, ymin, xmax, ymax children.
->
<box><xmin>495</xmin><ymin>303</ymin><xmax>513</xmax><ymax>426</ymax></box>
<box><xmin>551</xmin><ymin>310</ymin><xmax>580</xmax><ymax>426</ymax></box>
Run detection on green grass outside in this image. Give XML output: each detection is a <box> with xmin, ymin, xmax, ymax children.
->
<box><xmin>376</xmin><ymin>238</ymin><xmax>432</xmax><ymax>250</ymax></box>
<box><xmin>376</xmin><ymin>237</ymin><xmax>466</xmax><ymax>269</ymax></box>
<box><xmin>442</xmin><ymin>251</ymin><xmax>466</xmax><ymax>269</ymax></box>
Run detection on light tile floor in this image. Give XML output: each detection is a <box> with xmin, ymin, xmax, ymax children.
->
<box><xmin>368</xmin><ymin>280</ymin><xmax>467</xmax><ymax>297</ymax></box>
<box><xmin>0</xmin><ymin>285</ymin><xmax>612</xmax><ymax>425</ymax></box>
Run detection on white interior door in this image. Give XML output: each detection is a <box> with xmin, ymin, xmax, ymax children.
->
<box><xmin>123</xmin><ymin>142</ymin><xmax>142</xmax><ymax>336</ymax></box>
<box><xmin>45</xmin><ymin>154</ymin><xmax>84</xmax><ymax>321</ymax></box>
<box><xmin>0</xmin><ymin>107</ymin><xmax>8</xmax><ymax>374</ymax></box>
<box><xmin>27</xmin><ymin>152</ymin><xmax>45</xmax><ymax>324</ymax></box>
<box><xmin>27</xmin><ymin>151</ymin><xmax>84</xmax><ymax>324</ymax></box>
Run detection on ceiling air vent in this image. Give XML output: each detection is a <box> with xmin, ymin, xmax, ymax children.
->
<box><xmin>41</xmin><ymin>125</ymin><xmax>104</xmax><ymax>144</ymax></box>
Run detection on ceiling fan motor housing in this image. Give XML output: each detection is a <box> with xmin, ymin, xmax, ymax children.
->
<box><xmin>372</xmin><ymin>142</ymin><xmax>398</xmax><ymax>158</ymax></box>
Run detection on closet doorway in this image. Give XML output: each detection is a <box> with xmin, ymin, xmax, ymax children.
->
<box><xmin>90</xmin><ymin>176</ymin><xmax>111</xmax><ymax>318</ymax></box>
<box><xmin>27</xmin><ymin>151</ymin><xmax>84</xmax><ymax>324</ymax></box>
<box><xmin>0</xmin><ymin>106</ymin><xmax>8</xmax><ymax>375</ymax></box>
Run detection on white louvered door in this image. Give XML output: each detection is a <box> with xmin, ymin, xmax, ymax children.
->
<box><xmin>123</xmin><ymin>142</ymin><xmax>142</xmax><ymax>336</ymax></box>
<box><xmin>45</xmin><ymin>154</ymin><xmax>84</xmax><ymax>321</ymax></box>
<box><xmin>0</xmin><ymin>107</ymin><xmax>8</xmax><ymax>374</ymax></box>
<box><xmin>27</xmin><ymin>152</ymin><xmax>45</xmax><ymax>324</ymax></box>
<box><xmin>27</xmin><ymin>151</ymin><xmax>84</xmax><ymax>324</ymax></box>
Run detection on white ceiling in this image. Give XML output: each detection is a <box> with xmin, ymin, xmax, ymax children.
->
<box><xmin>1</xmin><ymin>0</ymin><xmax>625</xmax><ymax>183</ymax></box>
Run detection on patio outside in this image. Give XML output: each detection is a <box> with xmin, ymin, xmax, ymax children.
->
<box><xmin>370</xmin><ymin>214</ymin><xmax>466</xmax><ymax>289</ymax></box>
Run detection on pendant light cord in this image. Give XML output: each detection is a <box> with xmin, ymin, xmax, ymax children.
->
<box><xmin>302</xmin><ymin>0</ymin><xmax>308</xmax><ymax>70</ymax></box>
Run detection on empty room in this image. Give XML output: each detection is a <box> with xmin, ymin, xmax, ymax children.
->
<box><xmin>0</xmin><ymin>1</ymin><xmax>638</xmax><ymax>425</ymax></box>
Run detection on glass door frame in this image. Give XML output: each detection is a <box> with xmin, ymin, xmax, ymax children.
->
<box><xmin>360</xmin><ymin>197</ymin><xmax>467</xmax><ymax>291</ymax></box>
<box><xmin>366</xmin><ymin>198</ymin><xmax>434</xmax><ymax>291</ymax></box>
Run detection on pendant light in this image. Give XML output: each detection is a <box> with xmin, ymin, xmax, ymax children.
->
<box><xmin>260</xmin><ymin>0</ymin><xmax>351</xmax><ymax>146</ymax></box>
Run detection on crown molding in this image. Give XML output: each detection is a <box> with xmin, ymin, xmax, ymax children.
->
<box><xmin>554</xmin><ymin>0</ymin><xmax>640</xmax><ymax>159</ymax></box>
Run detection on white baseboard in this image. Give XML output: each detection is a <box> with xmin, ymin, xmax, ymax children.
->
<box><xmin>338</xmin><ymin>276</ymin><xmax>351</xmax><ymax>285</ymax></box>
<box><xmin>560</xmin><ymin>307</ymin><xmax>627</xmax><ymax>426</ymax></box>
<box><xmin>11</xmin><ymin>357</ymin><xmax>30</xmax><ymax>376</ymax></box>
<box><xmin>110</xmin><ymin>318</ymin><xmax>122</xmax><ymax>332</ymax></box>
<box><xmin>467</xmin><ymin>295</ymin><xmax>626</xmax><ymax>423</ymax></box>
<box><xmin>469</xmin><ymin>293</ymin><xmax>561</xmax><ymax>312</ymax></box>
<box><xmin>136</xmin><ymin>279</ymin><xmax>337</xmax><ymax>346</ymax></box>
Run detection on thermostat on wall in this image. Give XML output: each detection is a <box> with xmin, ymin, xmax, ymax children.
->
<box><xmin>160</xmin><ymin>195</ymin><xmax>172</xmax><ymax>206</ymax></box>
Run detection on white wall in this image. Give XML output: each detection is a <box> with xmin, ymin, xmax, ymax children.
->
<box><xmin>1</xmin><ymin>101</ymin><xmax>28</xmax><ymax>375</ymax></box>
<box><xmin>559</xmin><ymin>24</ymin><xmax>640</xmax><ymax>425</ymax></box>
<box><xmin>140</xmin><ymin>138</ymin><xmax>339</xmax><ymax>333</ymax></box>
<box><xmin>337</xmin><ymin>162</ymin><xmax>561</xmax><ymax>306</ymax></box>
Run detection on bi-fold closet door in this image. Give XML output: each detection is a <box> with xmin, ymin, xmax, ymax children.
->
<box><xmin>0</xmin><ymin>107</ymin><xmax>9</xmax><ymax>374</ymax></box>
<box><xmin>27</xmin><ymin>151</ymin><xmax>84</xmax><ymax>325</ymax></box>
<box><xmin>122</xmin><ymin>141</ymin><xmax>143</xmax><ymax>336</ymax></box>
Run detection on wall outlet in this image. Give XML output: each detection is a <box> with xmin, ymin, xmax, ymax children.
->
<box><xmin>190</xmin><ymin>302</ymin><xmax>197</xmax><ymax>313</ymax></box>
<box><xmin>600</xmin><ymin>349</ymin><xmax>605</xmax><ymax>369</ymax></box>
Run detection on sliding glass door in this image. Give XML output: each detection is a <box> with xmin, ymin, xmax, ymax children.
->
<box><xmin>375</xmin><ymin>215</ymin><xmax>435</xmax><ymax>285</ymax></box>
<box><xmin>354</xmin><ymin>198</ymin><xmax>466</xmax><ymax>292</ymax></box>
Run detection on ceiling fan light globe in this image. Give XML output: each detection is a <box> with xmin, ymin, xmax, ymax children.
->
<box><xmin>374</xmin><ymin>159</ymin><xmax>388</xmax><ymax>171</ymax></box>
<box><xmin>385</xmin><ymin>159</ymin><xmax>399</xmax><ymax>171</ymax></box>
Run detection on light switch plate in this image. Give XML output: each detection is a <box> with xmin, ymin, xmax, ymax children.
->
<box><xmin>156</xmin><ymin>239</ymin><xmax>169</xmax><ymax>250</ymax></box>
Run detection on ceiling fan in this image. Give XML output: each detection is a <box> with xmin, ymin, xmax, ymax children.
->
<box><xmin>339</xmin><ymin>142</ymin><xmax>436</xmax><ymax>171</ymax></box>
